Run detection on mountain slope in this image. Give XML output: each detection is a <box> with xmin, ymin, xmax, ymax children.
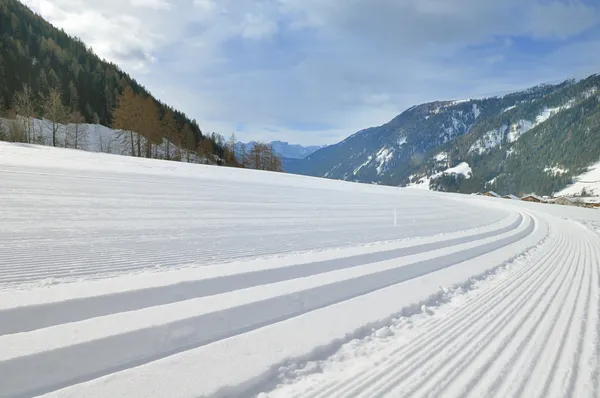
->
<box><xmin>236</xmin><ymin>140</ymin><xmax>326</xmax><ymax>159</ymax></box>
<box><xmin>0</xmin><ymin>0</ymin><xmax>227</xmax><ymax>161</ymax></box>
<box><xmin>291</xmin><ymin>76</ymin><xmax>600</xmax><ymax>196</ymax></box>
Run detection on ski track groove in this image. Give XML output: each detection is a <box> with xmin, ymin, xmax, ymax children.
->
<box><xmin>357</xmin><ymin>226</ymin><xmax>570</xmax><ymax>398</ymax></box>
<box><xmin>284</xmin><ymin>219</ymin><xmax>600</xmax><ymax>398</ymax></box>
<box><xmin>4</xmin><ymin>145</ymin><xmax>600</xmax><ymax>398</ymax></box>
<box><xmin>0</xmin><ymin>211</ymin><xmax>534</xmax><ymax>398</ymax></box>
<box><xmin>489</xmin><ymin>231</ymin><xmax>585</xmax><ymax>398</ymax></box>
<box><xmin>310</xmin><ymin>221</ymin><xmax>559</xmax><ymax>398</ymax></box>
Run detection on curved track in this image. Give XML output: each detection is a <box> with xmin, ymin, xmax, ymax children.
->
<box><xmin>268</xmin><ymin>215</ymin><xmax>600</xmax><ymax>398</ymax></box>
<box><xmin>1</xmin><ymin>143</ymin><xmax>599</xmax><ymax>398</ymax></box>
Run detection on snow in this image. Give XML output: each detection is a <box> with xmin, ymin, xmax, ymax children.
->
<box><xmin>472</xmin><ymin>103</ymin><xmax>481</xmax><ymax>119</ymax></box>
<box><xmin>502</xmin><ymin>105</ymin><xmax>517</xmax><ymax>113</ymax></box>
<box><xmin>544</xmin><ymin>166</ymin><xmax>569</xmax><ymax>176</ymax></box>
<box><xmin>0</xmin><ymin>117</ymin><xmax>204</xmax><ymax>163</ymax></box>
<box><xmin>557</xmin><ymin>158</ymin><xmax>600</xmax><ymax>196</ymax></box>
<box><xmin>406</xmin><ymin>162</ymin><xmax>472</xmax><ymax>190</ymax></box>
<box><xmin>3</xmin><ymin>142</ymin><xmax>600</xmax><ymax>398</ymax></box>
<box><xmin>434</xmin><ymin>151</ymin><xmax>448</xmax><ymax>162</ymax></box>
<box><xmin>353</xmin><ymin>155</ymin><xmax>372</xmax><ymax>175</ymax></box>
<box><xmin>443</xmin><ymin>162</ymin><xmax>472</xmax><ymax>179</ymax></box>
<box><xmin>535</xmin><ymin>100</ymin><xmax>575</xmax><ymax>126</ymax></box>
<box><xmin>451</xmin><ymin>99</ymin><xmax>470</xmax><ymax>105</ymax></box>
<box><xmin>583</xmin><ymin>86</ymin><xmax>597</xmax><ymax>99</ymax></box>
<box><xmin>469</xmin><ymin>125</ymin><xmax>507</xmax><ymax>154</ymax></box>
<box><xmin>469</xmin><ymin>100</ymin><xmax>578</xmax><ymax>154</ymax></box>
<box><xmin>507</xmin><ymin>119</ymin><xmax>534</xmax><ymax>143</ymax></box>
<box><xmin>397</xmin><ymin>136</ymin><xmax>407</xmax><ymax>146</ymax></box>
<box><xmin>375</xmin><ymin>147</ymin><xmax>394</xmax><ymax>175</ymax></box>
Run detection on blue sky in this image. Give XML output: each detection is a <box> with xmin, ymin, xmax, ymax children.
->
<box><xmin>23</xmin><ymin>0</ymin><xmax>600</xmax><ymax>145</ymax></box>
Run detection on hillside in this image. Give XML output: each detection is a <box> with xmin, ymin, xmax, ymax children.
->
<box><xmin>0</xmin><ymin>0</ymin><xmax>229</xmax><ymax>163</ymax></box>
<box><xmin>290</xmin><ymin>75</ymin><xmax>600</xmax><ymax>196</ymax></box>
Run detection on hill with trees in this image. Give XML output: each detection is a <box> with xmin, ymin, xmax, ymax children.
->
<box><xmin>289</xmin><ymin>74</ymin><xmax>600</xmax><ymax>197</ymax></box>
<box><xmin>0</xmin><ymin>0</ymin><xmax>240</xmax><ymax>165</ymax></box>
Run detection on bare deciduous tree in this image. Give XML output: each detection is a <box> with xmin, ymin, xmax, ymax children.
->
<box><xmin>41</xmin><ymin>87</ymin><xmax>68</xmax><ymax>147</ymax></box>
<box><xmin>161</xmin><ymin>110</ymin><xmax>178</xmax><ymax>160</ymax></box>
<box><xmin>246</xmin><ymin>142</ymin><xmax>282</xmax><ymax>171</ymax></box>
<box><xmin>13</xmin><ymin>84</ymin><xmax>36</xmax><ymax>142</ymax></box>
<box><xmin>67</xmin><ymin>111</ymin><xmax>88</xmax><ymax>150</ymax></box>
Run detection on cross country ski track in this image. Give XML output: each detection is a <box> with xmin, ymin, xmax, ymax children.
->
<box><xmin>1</xmin><ymin>143</ymin><xmax>600</xmax><ymax>398</ymax></box>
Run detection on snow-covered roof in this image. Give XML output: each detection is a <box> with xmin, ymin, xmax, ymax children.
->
<box><xmin>486</xmin><ymin>191</ymin><xmax>501</xmax><ymax>197</ymax></box>
<box><xmin>503</xmin><ymin>194</ymin><xmax>519</xmax><ymax>200</ymax></box>
<box><xmin>521</xmin><ymin>194</ymin><xmax>546</xmax><ymax>202</ymax></box>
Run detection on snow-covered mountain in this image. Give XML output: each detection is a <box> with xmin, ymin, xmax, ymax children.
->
<box><xmin>236</xmin><ymin>140</ymin><xmax>326</xmax><ymax>160</ymax></box>
<box><xmin>288</xmin><ymin>74</ymin><xmax>600</xmax><ymax>197</ymax></box>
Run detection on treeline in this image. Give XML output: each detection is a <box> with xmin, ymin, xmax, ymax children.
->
<box><xmin>0</xmin><ymin>0</ymin><xmax>227</xmax><ymax>163</ymax></box>
<box><xmin>237</xmin><ymin>141</ymin><xmax>283</xmax><ymax>171</ymax></box>
<box><xmin>0</xmin><ymin>82</ymin><xmax>89</xmax><ymax>148</ymax></box>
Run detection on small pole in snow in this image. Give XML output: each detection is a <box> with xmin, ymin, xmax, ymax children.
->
<box><xmin>394</xmin><ymin>208</ymin><xmax>397</xmax><ymax>227</ymax></box>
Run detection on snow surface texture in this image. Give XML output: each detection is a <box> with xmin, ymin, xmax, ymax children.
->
<box><xmin>2</xmin><ymin>142</ymin><xmax>600</xmax><ymax>398</ymax></box>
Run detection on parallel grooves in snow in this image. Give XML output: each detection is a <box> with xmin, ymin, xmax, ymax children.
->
<box><xmin>0</xmin><ymin>213</ymin><xmax>534</xmax><ymax>398</ymax></box>
<box><xmin>3</xmin><ymin>143</ymin><xmax>600</xmax><ymax>398</ymax></box>
<box><xmin>276</xmin><ymin>217</ymin><xmax>600</xmax><ymax>398</ymax></box>
<box><xmin>0</xmin><ymin>213</ymin><xmax>522</xmax><ymax>335</ymax></box>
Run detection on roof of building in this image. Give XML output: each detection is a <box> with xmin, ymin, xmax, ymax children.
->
<box><xmin>555</xmin><ymin>196</ymin><xmax>576</xmax><ymax>203</ymax></box>
<box><xmin>503</xmin><ymin>194</ymin><xmax>520</xmax><ymax>200</ymax></box>
<box><xmin>486</xmin><ymin>191</ymin><xmax>501</xmax><ymax>197</ymax></box>
<box><xmin>521</xmin><ymin>194</ymin><xmax>546</xmax><ymax>202</ymax></box>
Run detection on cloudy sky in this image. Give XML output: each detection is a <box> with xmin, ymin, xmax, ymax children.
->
<box><xmin>22</xmin><ymin>0</ymin><xmax>600</xmax><ymax>145</ymax></box>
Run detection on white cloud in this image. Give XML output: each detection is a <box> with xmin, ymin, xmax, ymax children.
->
<box><xmin>19</xmin><ymin>0</ymin><xmax>600</xmax><ymax>145</ymax></box>
<box><xmin>241</xmin><ymin>14</ymin><xmax>278</xmax><ymax>40</ymax></box>
<box><xmin>130</xmin><ymin>0</ymin><xmax>170</xmax><ymax>10</ymax></box>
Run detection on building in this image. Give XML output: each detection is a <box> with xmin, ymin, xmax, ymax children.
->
<box><xmin>554</xmin><ymin>197</ymin><xmax>577</xmax><ymax>206</ymax></box>
<box><xmin>521</xmin><ymin>194</ymin><xmax>546</xmax><ymax>203</ymax></box>
<box><xmin>503</xmin><ymin>194</ymin><xmax>520</xmax><ymax>200</ymax></box>
<box><xmin>483</xmin><ymin>191</ymin><xmax>501</xmax><ymax>198</ymax></box>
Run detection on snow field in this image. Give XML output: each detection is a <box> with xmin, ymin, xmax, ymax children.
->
<box><xmin>264</xmin><ymin>215</ymin><xmax>600</xmax><ymax>398</ymax></box>
<box><xmin>1</xmin><ymin>142</ymin><xmax>600</xmax><ymax>397</ymax></box>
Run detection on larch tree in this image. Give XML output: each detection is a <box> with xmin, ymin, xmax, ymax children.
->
<box><xmin>161</xmin><ymin>110</ymin><xmax>178</xmax><ymax>160</ymax></box>
<box><xmin>140</xmin><ymin>96</ymin><xmax>161</xmax><ymax>158</ymax></box>
<box><xmin>13</xmin><ymin>83</ymin><xmax>36</xmax><ymax>142</ymax></box>
<box><xmin>112</xmin><ymin>86</ymin><xmax>139</xmax><ymax>156</ymax></box>
<box><xmin>239</xmin><ymin>144</ymin><xmax>247</xmax><ymax>168</ymax></box>
<box><xmin>41</xmin><ymin>86</ymin><xmax>68</xmax><ymax>147</ymax></box>
<box><xmin>67</xmin><ymin>110</ymin><xmax>88</xmax><ymax>150</ymax></box>
<box><xmin>182</xmin><ymin>123</ymin><xmax>196</xmax><ymax>162</ymax></box>
<box><xmin>227</xmin><ymin>132</ymin><xmax>237</xmax><ymax>165</ymax></box>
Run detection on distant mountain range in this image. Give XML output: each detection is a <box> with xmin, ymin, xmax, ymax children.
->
<box><xmin>236</xmin><ymin>140</ymin><xmax>326</xmax><ymax>160</ymax></box>
<box><xmin>286</xmin><ymin>73</ymin><xmax>600</xmax><ymax>197</ymax></box>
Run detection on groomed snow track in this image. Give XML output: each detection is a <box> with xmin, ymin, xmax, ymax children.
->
<box><xmin>1</xmin><ymin>143</ymin><xmax>600</xmax><ymax>398</ymax></box>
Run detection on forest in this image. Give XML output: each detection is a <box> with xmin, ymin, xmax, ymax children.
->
<box><xmin>0</xmin><ymin>0</ymin><xmax>282</xmax><ymax>171</ymax></box>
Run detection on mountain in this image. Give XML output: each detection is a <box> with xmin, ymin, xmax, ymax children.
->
<box><xmin>0</xmin><ymin>0</ymin><xmax>229</xmax><ymax>163</ymax></box>
<box><xmin>236</xmin><ymin>140</ymin><xmax>326</xmax><ymax>160</ymax></box>
<box><xmin>290</xmin><ymin>74</ymin><xmax>600</xmax><ymax>197</ymax></box>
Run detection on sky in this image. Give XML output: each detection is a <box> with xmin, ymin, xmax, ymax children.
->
<box><xmin>21</xmin><ymin>0</ymin><xmax>600</xmax><ymax>146</ymax></box>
